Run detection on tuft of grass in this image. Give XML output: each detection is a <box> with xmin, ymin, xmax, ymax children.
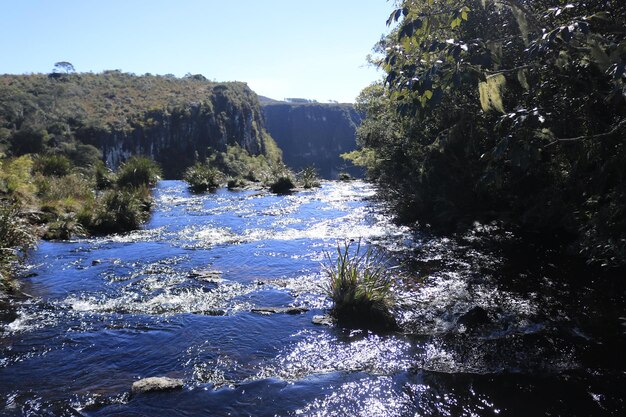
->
<box><xmin>116</xmin><ymin>156</ymin><xmax>161</xmax><ymax>189</ymax></box>
<box><xmin>298</xmin><ymin>166</ymin><xmax>321</xmax><ymax>189</ymax></box>
<box><xmin>183</xmin><ymin>162</ymin><xmax>221</xmax><ymax>193</ymax></box>
<box><xmin>322</xmin><ymin>239</ymin><xmax>397</xmax><ymax>330</ymax></box>
<box><xmin>43</xmin><ymin>213</ymin><xmax>85</xmax><ymax>240</ymax></box>
<box><xmin>93</xmin><ymin>160</ymin><xmax>114</xmax><ymax>190</ymax></box>
<box><xmin>89</xmin><ymin>188</ymin><xmax>150</xmax><ymax>234</ymax></box>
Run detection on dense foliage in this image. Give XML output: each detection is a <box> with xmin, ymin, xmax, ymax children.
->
<box><xmin>0</xmin><ymin>153</ymin><xmax>158</xmax><ymax>241</ymax></box>
<box><xmin>351</xmin><ymin>0</ymin><xmax>626</xmax><ymax>267</ymax></box>
<box><xmin>0</xmin><ymin>203</ymin><xmax>36</xmax><ymax>287</ymax></box>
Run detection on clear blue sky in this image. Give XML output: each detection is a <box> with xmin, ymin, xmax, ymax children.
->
<box><xmin>0</xmin><ymin>0</ymin><xmax>393</xmax><ymax>103</ymax></box>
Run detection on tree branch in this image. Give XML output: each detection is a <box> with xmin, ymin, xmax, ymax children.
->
<box><xmin>545</xmin><ymin>118</ymin><xmax>626</xmax><ymax>147</ymax></box>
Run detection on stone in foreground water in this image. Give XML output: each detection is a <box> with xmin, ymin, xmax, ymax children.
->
<box><xmin>131</xmin><ymin>377</ymin><xmax>184</xmax><ymax>394</ymax></box>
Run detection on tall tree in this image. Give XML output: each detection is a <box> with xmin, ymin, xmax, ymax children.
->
<box><xmin>353</xmin><ymin>0</ymin><xmax>626</xmax><ymax>266</ymax></box>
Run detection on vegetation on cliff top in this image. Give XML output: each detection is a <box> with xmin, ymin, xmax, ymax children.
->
<box><xmin>348</xmin><ymin>0</ymin><xmax>626</xmax><ymax>268</ymax></box>
<box><xmin>0</xmin><ymin>71</ymin><xmax>280</xmax><ymax>178</ymax></box>
<box><xmin>1</xmin><ymin>71</ymin><xmax>253</xmax><ymax>139</ymax></box>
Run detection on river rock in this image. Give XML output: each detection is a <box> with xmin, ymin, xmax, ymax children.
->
<box><xmin>312</xmin><ymin>314</ymin><xmax>334</xmax><ymax>326</ymax></box>
<box><xmin>251</xmin><ymin>306</ymin><xmax>309</xmax><ymax>315</ymax></box>
<box><xmin>191</xmin><ymin>309</ymin><xmax>226</xmax><ymax>316</ymax></box>
<box><xmin>189</xmin><ymin>269</ymin><xmax>223</xmax><ymax>283</ymax></box>
<box><xmin>457</xmin><ymin>306</ymin><xmax>491</xmax><ymax>328</ymax></box>
<box><xmin>131</xmin><ymin>377</ymin><xmax>184</xmax><ymax>394</ymax></box>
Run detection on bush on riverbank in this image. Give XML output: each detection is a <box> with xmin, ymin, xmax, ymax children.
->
<box><xmin>0</xmin><ymin>152</ymin><xmax>161</xmax><ymax>241</ymax></box>
<box><xmin>323</xmin><ymin>240</ymin><xmax>397</xmax><ymax>330</ymax></box>
<box><xmin>33</xmin><ymin>154</ymin><xmax>72</xmax><ymax>177</ymax></box>
<box><xmin>353</xmin><ymin>0</ymin><xmax>626</xmax><ymax>268</ymax></box>
<box><xmin>0</xmin><ymin>203</ymin><xmax>36</xmax><ymax>288</ymax></box>
<box><xmin>88</xmin><ymin>187</ymin><xmax>152</xmax><ymax>234</ymax></box>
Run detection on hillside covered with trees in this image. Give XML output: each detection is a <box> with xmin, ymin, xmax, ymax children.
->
<box><xmin>348</xmin><ymin>0</ymin><xmax>626</xmax><ymax>268</ymax></box>
<box><xmin>0</xmin><ymin>70</ymin><xmax>281</xmax><ymax>177</ymax></box>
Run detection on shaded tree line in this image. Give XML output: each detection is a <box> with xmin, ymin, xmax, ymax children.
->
<box><xmin>349</xmin><ymin>0</ymin><xmax>626</xmax><ymax>267</ymax></box>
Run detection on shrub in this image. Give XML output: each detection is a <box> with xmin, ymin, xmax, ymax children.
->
<box><xmin>116</xmin><ymin>156</ymin><xmax>161</xmax><ymax>189</ymax></box>
<box><xmin>0</xmin><ymin>203</ymin><xmax>36</xmax><ymax>282</ymax></box>
<box><xmin>43</xmin><ymin>213</ymin><xmax>85</xmax><ymax>240</ymax></box>
<box><xmin>90</xmin><ymin>188</ymin><xmax>149</xmax><ymax>234</ymax></box>
<box><xmin>33</xmin><ymin>154</ymin><xmax>72</xmax><ymax>177</ymax></box>
<box><xmin>183</xmin><ymin>162</ymin><xmax>221</xmax><ymax>193</ymax></box>
<box><xmin>214</xmin><ymin>144</ymin><xmax>272</xmax><ymax>182</ymax></box>
<box><xmin>269</xmin><ymin>176</ymin><xmax>295</xmax><ymax>194</ymax></box>
<box><xmin>93</xmin><ymin>160</ymin><xmax>114</xmax><ymax>190</ymax></box>
<box><xmin>9</xmin><ymin>128</ymin><xmax>47</xmax><ymax>156</ymax></box>
<box><xmin>338</xmin><ymin>172</ymin><xmax>353</xmax><ymax>181</ymax></box>
<box><xmin>322</xmin><ymin>240</ymin><xmax>397</xmax><ymax>330</ymax></box>
<box><xmin>37</xmin><ymin>173</ymin><xmax>93</xmax><ymax>203</ymax></box>
<box><xmin>298</xmin><ymin>166</ymin><xmax>321</xmax><ymax>189</ymax></box>
<box><xmin>227</xmin><ymin>177</ymin><xmax>246</xmax><ymax>190</ymax></box>
<box><xmin>0</xmin><ymin>156</ymin><xmax>36</xmax><ymax>201</ymax></box>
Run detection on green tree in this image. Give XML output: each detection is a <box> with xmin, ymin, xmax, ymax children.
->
<box><xmin>54</xmin><ymin>61</ymin><xmax>75</xmax><ymax>74</ymax></box>
<box><xmin>359</xmin><ymin>0</ymin><xmax>626</xmax><ymax>266</ymax></box>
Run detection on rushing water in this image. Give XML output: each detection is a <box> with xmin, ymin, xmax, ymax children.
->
<box><xmin>1</xmin><ymin>180</ymin><xmax>624</xmax><ymax>416</ymax></box>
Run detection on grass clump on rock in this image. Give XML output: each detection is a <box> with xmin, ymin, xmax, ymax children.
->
<box><xmin>323</xmin><ymin>239</ymin><xmax>397</xmax><ymax>331</ymax></box>
<box><xmin>269</xmin><ymin>176</ymin><xmax>295</xmax><ymax>194</ymax></box>
<box><xmin>116</xmin><ymin>156</ymin><xmax>161</xmax><ymax>189</ymax></box>
<box><xmin>268</xmin><ymin>165</ymin><xmax>296</xmax><ymax>194</ymax></box>
<box><xmin>89</xmin><ymin>188</ymin><xmax>151</xmax><ymax>234</ymax></box>
<box><xmin>183</xmin><ymin>162</ymin><xmax>221</xmax><ymax>193</ymax></box>
<box><xmin>298</xmin><ymin>166</ymin><xmax>321</xmax><ymax>189</ymax></box>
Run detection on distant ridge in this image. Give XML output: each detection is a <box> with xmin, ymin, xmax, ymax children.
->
<box><xmin>258</xmin><ymin>95</ymin><xmax>281</xmax><ymax>104</ymax></box>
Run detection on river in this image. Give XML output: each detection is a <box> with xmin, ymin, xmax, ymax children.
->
<box><xmin>1</xmin><ymin>180</ymin><xmax>624</xmax><ymax>416</ymax></box>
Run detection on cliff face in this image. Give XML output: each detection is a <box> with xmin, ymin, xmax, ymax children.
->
<box><xmin>77</xmin><ymin>85</ymin><xmax>269</xmax><ymax>178</ymax></box>
<box><xmin>0</xmin><ymin>73</ymin><xmax>278</xmax><ymax>178</ymax></box>
<box><xmin>262</xmin><ymin>102</ymin><xmax>363</xmax><ymax>179</ymax></box>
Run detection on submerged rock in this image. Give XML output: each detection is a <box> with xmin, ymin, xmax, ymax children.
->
<box><xmin>191</xmin><ymin>309</ymin><xmax>226</xmax><ymax>316</ymax></box>
<box><xmin>251</xmin><ymin>306</ymin><xmax>309</xmax><ymax>315</ymax></box>
<box><xmin>131</xmin><ymin>377</ymin><xmax>184</xmax><ymax>394</ymax></box>
<box><xmin>189</xmin><ymin>269</ymin><xmax>223</xmax><ymax>283</ymax></box>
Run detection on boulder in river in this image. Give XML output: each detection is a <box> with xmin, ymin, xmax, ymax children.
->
<box><xmin>131</xmin><ymin>377</ymin><xmax>184</xmax><ymax>394</ymax></box>
<box><xmin>311</xmin><ymin>314</ymin><xmax>334</xmax><ymax>326</ymax></box>
<box><xmin>457</xmin><ymin>306</ymin><xmax>491</xmax><ymax>329</ymax></box>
